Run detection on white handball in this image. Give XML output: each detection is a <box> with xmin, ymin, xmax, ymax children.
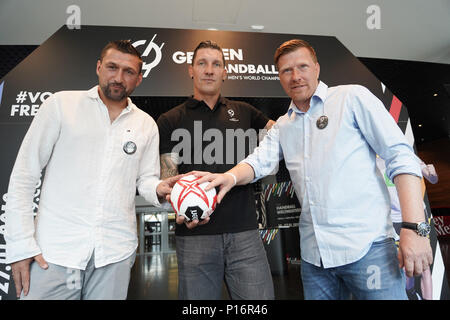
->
<box><xmin>170</xmin><ymin>174</ymin><xmax>217</xmax><ymax>221</ymax></box>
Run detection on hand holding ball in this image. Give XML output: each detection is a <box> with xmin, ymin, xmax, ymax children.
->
<box><xmin>170</xmin><ymin>175</ymin><xmax>217</xmax><ymax>221</ymax></box>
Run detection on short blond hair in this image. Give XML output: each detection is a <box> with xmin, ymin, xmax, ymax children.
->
<box><xmin>274</xmin><ymin>39</ymin><xmax>318</xmax><ymax>68</ymax></box>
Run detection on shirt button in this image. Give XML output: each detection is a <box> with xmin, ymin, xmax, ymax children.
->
<box><xmin>310</xmin><ymin>201</ymin><xmax>315</xmax><ymax>205</ymax></box>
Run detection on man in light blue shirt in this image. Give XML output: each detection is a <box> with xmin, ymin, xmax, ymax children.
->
<box><xmin>194</xmin><ymin>39</ymin><xmax>433</xmax><ymax>299</ymax></box>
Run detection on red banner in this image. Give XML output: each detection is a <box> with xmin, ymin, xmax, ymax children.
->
<box><xmin>433</xmin><ymin>215</ymin><xmax>450</xmax><ymax>238</ymax></box>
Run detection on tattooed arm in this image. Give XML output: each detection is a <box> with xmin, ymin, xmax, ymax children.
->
<box><xmin>160</xmin><ymin>153</ymin><xmax>179</xmax><ymax>179</ymax></box>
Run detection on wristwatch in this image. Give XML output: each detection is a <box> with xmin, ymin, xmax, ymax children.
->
<box><xmin>401</xmin><ymin>222</ymin><xmax>431</xmax><ymax>237</ymax></box>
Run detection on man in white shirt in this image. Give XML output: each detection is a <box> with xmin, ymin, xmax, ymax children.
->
<box><xmin>5</xmin><ymin>40</ymin><xmax>177</xmax><ymax>299</ymax></box>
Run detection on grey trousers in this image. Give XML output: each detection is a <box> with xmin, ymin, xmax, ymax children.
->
<box><xmin>20</xmin><ymin>252</ymin><xmax>136</xmax><ymax>300</ymax></box>
<box><xmin>176</xmin><ymin>229</ymin><xmax>274</xmax><ymax>300</ymax></box>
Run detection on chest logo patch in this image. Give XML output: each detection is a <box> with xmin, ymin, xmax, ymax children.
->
<box><xmin>227</xmin><ymin>109</ymin><xmax>239</xmax><ymax>122</ymax></box>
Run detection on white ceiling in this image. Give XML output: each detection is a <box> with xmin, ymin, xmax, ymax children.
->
<box><xmin>1</xmin><ymin>0</ymin><xmax>449</xmax><ymax>64</ymax></box>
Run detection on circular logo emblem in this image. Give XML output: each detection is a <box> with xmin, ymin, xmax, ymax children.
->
<box><xmin>316</xmin><ymin>115</ymin><xmax>328</xmax><ymax>129</ymax></box>
<box><xmin>123</xmin><ymin>141</ymin><xmax>137</xmax><ymax>155</ymax></box>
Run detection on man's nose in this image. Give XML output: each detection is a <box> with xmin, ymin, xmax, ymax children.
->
<box><xmin>204</xmin><ymin>63</ymin><xmax>214</xmax><ymax>75</ymax></box>
<box><xmin>291</xmin><ymin>68</ymin><xmax>302</xmax><ymax>82</ymax></box>
<box><xmin>113</xmin><ymin>70</ymin><xmax>124</xmax><ymax>83</ymax></box>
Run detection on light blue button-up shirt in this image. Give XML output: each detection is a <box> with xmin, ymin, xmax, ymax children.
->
<box><xmin>243</xmin><ymin>81</ymin><xmax>422</xmax><ymax>268</ymax></box>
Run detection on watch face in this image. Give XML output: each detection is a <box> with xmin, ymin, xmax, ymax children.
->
<box><xmin>417</xmin><ymin>222</ymin><xmax>431</xmax><ymax>237</ymax></box>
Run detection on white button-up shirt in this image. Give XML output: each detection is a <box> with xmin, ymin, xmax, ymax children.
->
<box><xmin>243</xmin><ymin>81</ymin><xmax>422</xmax><ymax>268</ymax></box>
<box><xmin>5</xmin><ymin>86</ymin><xmax>162</xmax><ymax>269</ymax></box>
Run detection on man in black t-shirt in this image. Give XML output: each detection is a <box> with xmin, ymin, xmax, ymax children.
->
<box><xmin>157</xmin><ymin>40</ymin><xmax>275</xmax><ymax>300</ymax></box>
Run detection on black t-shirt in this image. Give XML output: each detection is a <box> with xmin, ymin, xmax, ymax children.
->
<box><xmin>157</xmin><ymin>96</ymin><xmax>269</xmax><ymax>236</ymax></box>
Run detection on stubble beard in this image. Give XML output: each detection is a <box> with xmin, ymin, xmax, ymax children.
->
<box><xmin>102</xmin><ymin>82</ymin><xmax>129</xmax><ymax>101</ymax></box>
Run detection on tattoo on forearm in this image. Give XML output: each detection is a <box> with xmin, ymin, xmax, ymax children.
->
<box><xmin>160</xmin><ymin>153</ymin><xmax>178</xmax><ymax>179</ymax></box>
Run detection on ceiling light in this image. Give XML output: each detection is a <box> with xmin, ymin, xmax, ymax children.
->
<box><xmin>433</xmin><ymin>93</ymin><xmax>438</xmax><ymax>96</ymax></box>
<box><xmin>251</xmin><ymin>25</ymin><xmax>264</xmax><ymax>30</ymax></box>
<box><xmin>418</xmin><ymin>124</ymin><xmax>423</xmax><ymax>127</ymax></box>
<box><xmin>207</xmin><ymin>28</ymin><xmax>218</xmax><ymax>31</ymax></box>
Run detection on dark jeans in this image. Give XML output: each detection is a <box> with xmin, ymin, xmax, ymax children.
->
<box><xmin>176</xmin><ymin>229</ymin><xmax>274</xmax><ymax>300</ymax></box>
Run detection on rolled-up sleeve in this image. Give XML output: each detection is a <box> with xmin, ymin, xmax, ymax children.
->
<box><xmin>5</xmin><ymin>94</ymin><xmax>60</xmax><ymax>264</ymax></box>
<box><xmin>351</xmin><ymin>86</ymin><xmax>422</xmax><ymax>181</ymax></box>
<box><xmin>241</xmin><ymin>122</ymin><xmax>283</xmax><ymax>182</ymax></box>
<box><xmin>136</xmin><ymin>119</ymin><xmax>163</xmax><ymax>207</ymax></box>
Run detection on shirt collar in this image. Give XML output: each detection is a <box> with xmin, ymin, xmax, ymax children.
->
<box><xmin>288</xmin><ymin>81</ymin><xmax>328</xmax><ymax>118</ymax></box>
<box><xmin>88</xmin><ymin>85</ymin><xmax>134</xmax><ymax>112</ymax></box>
<box><xmin>87</xmin><ymin>85</ymin><xmax>100</xmax><ymax>99</ymax></box>
<box><xmin>186</xmin><ymin>95</ymin><xmax>227</xmax><ymax>111</ymax></box>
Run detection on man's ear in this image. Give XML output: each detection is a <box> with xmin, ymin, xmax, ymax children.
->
<box><xmin>188</xmin><ymin>65</ymin><xmax>194</xmax><ymax>79</ymax></box>
<box><xmin>96</xmin><ymin>60</ymin><xmax>101</xmax><ymax>76</ymax></box>
<box><xmin>222</xmin><ymin>66</ymin><xmax>227</xmax><ymax>81</ymax></box>
<box><xmin>136</xmin><ymin>73</ymin><xmax>143</xmax><ymax>87</ymax></box>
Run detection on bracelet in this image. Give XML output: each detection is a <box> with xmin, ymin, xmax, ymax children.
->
<box><xmin>224</xmin><ymin>172</ymin><xmax>237</xmax><ymax>187</ymax></box>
